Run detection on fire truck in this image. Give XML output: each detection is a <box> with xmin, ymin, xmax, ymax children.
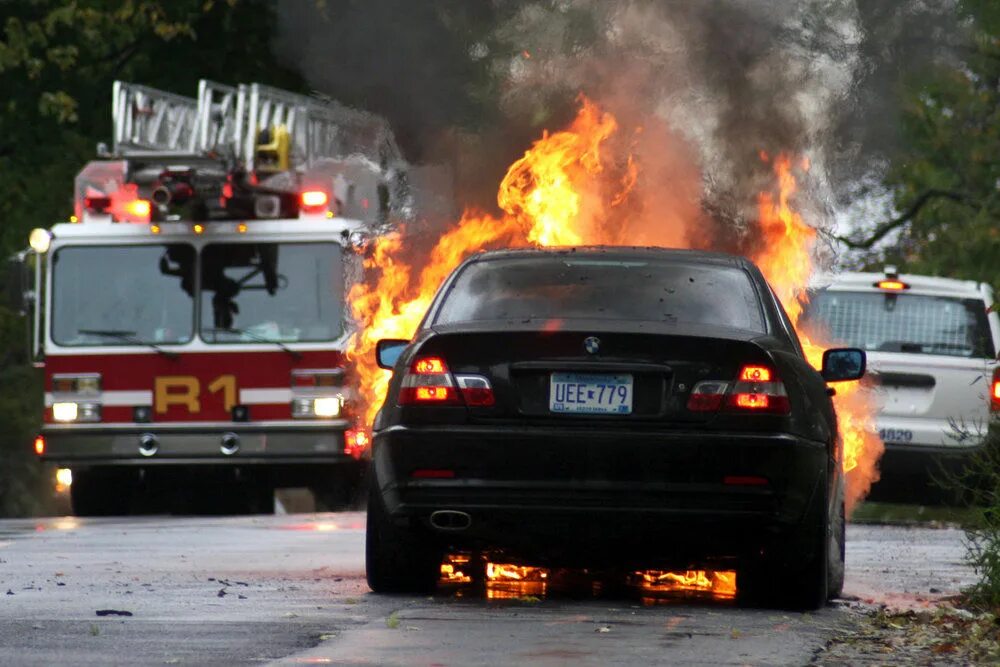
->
<box><xmin>19</xmin><ymin>80</ymin><xmax>406</xmax><ymax>515</ymax></box>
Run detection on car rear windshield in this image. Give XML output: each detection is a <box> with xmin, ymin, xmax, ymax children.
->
<box><xmin>434</xmin><ymin>257</ymin><xmax>766</xmax><ymax>332</ymax></box>
<box><xmin>806</xmin><ymin>290</ymin><xmax>996</xmax><ymax>358</ymax></box>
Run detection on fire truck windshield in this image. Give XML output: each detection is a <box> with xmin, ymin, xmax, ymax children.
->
<box><xmin>51</xmin><ymin>244</ymin><xmax>195</xmax><ymax>346</ymax></box>
<box><xmin>199</xmin><ymin>242</ymin><xmax>344</xmax><ymax>343</ymax></box>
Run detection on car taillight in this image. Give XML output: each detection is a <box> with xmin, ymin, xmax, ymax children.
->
<box><xmin>686</xmin><ymin>365</ymin><xmax>790</xmax><ymax>415</ymax></box>
<box><xmin>991</xmin><ymin>367</ymin><xmax>1000</xmax><ymax>413</ymax></box>
<box><xmin>687</xmin><ymin>380</ymin><xmax>729</xmax><ymax>412</ymax></box>
<box><xmin>727</xmin><ymin>364</ymin><xmax>790</xmax><ymax>414</ymax></box>
<box><xmin>455</xmin><ymin>374</ymin><xmax>496</xmax><ymax>406</ymax></box>
<box><xmin>33</xmin><ymin>435</ymin><xmax>45</xmax><ymax>456</ymax></box>
<box><xmin>399</xmin><ymin>356</ymin><xmax>462</xmax><ymax>405</ymax></box>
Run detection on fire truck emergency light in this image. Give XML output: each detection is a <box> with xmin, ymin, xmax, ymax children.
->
<box><xmin>300</xmin><ymin>190</ymin><xmax>329</xmax><ymax>211</ymax></box>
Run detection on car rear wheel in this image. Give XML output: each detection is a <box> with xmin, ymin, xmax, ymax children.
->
<box><xmin>827</xmin><ymin>475</ymin><xmax>846</xmax><ymax>600</ymax></box>
<box><xmin>740</xmin><ymin>469</ymin><xmax>831</xmax><ymax>610</ymax></box>
<box><xmin>366</xmin><ymin>481</ymin><xmax>441</xmax><ymax>594</ymax></box>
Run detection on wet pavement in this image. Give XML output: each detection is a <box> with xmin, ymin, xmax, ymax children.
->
<box><xmin>0</xmin><ymin>513</ymin><xmax>973</xmax><ymax>665</ymax></box>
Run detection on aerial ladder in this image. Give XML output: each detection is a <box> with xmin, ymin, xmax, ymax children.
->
<box><xmin>77</xmin><ymin>79</ymin><xmax>407</xmax><ymax>226</ymax></box>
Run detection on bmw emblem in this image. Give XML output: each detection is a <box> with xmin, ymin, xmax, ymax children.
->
<box><xmin>583</xmin><ymin>336</ymin><xmax>601</xmax><ymax>355</ymax></box>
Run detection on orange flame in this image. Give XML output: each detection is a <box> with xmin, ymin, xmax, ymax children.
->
<box><xmin>635</xmin><ymin>569</ymin><xmax>737</xmax><ymax>598</ymax></box>
<box><xmin>348</xmin><ymin>98</ymin><xmax>883</xmax><ymax>512</ymax></box>
<box><xmin>751</xmin><ymin>155</ymin><xmax>883</xmax><ymax>513</ymax></box>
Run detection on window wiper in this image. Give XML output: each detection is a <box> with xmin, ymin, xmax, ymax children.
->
<box><xmin>203</xmin><ymin>327</ymin><xmax>302</xmax><ymax>361</ymax></box>
<box><xmin>78</xmin><ymin>329</ymin><xmax>180</xmax><ymax>361</ymax></box>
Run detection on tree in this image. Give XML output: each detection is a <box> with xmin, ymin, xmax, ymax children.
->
<box><xmin>839</xmin><ymin>1</ymin><xmax>1000</xmax><ymax>289</ymax></box>
<box><xmin>0</xmin><ymin>0</ymin><xmax>304</xmax><ymax>515</ymax></box>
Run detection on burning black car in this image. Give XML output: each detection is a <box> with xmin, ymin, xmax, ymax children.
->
<box><xmin>366</xmin><ymin>247</ymin><xmax>864</xmax><ymax>609</ymax></box>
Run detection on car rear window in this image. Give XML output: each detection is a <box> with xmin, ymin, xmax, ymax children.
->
<box><xmin>806</xmin><ymin>290</ymin><xmax>996</xmax><ymax>358</ymax></box>
<box><xmin>434</xmin><ymin>257</ymin><xmax>766</xmax><ymax>332</ymax></box>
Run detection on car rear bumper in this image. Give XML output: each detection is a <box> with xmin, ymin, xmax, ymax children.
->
<box><xmin>39</xmin><ymin>421</ymin><xmax>355</xmax><ymax>467</ymax></box>
<box><xmin>373</xmin><ymin>424</ymin><xmax>829</xmax><ymax>566</ymax></box>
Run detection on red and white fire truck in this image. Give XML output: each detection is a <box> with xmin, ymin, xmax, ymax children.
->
<box><xmin>22</xmin><ymin>80</ymin><xmax>406</xmax><ymax>515</ymax></box>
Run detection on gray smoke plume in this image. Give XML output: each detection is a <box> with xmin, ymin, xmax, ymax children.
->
<box><xmin>276</xmin><ymin>0</ymin><xmax>966</xmax><ymax>256</ymax></box>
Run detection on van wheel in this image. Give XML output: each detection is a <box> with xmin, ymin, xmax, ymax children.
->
<box><xmin>366</xmin><ymin>482</ymin><xmax>441</xmax><ymax>594</ymax></box>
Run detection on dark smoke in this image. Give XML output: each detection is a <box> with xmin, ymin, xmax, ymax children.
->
<box><xmin>276</xmin><ymin>0</ymin><xmax>967</xmax><ymax>254</ymax></box>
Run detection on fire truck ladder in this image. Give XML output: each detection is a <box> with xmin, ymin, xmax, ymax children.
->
<box><xmin>112</xmin><ymin>80</ymin><xmax>402</xmax><ymax>171</ymax></box>
<box><xmin>235</xmin><ymin>83</ymin><xmax>403</xmax><ymax>172</ymax></box>
<box><xmin>112</xmin><ymin>81</ymin><xmax>201</xmax><ymax>155</ymax></box>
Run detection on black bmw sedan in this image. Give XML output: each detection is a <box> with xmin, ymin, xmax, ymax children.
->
<box><xmin>367</xmin><ymin>247</ymin><xmax>865</xmax><ymax>609</ymax></box>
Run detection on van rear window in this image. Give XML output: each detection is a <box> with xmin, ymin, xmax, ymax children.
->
<box><xmin>806</xmin><ymin>291</ymin><xmax>995</xmax><ymax>358</ymax></box>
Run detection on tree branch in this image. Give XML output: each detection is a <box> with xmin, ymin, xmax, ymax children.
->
<box><xmin>835</xmin><ymin>189</ymin><xmax>971</xmax><ymax>250</ymax></box>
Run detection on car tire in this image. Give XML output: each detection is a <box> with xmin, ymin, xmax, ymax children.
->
<box><xmin>366</xmin><ymin>481</ymin><xmax>441</xmax><ymax>594</ymax></box>
<box><xmin>740</xmin><ymin>467</ymin><xmax>830</xmax><ymax>610</ymax></box>
<box><xmin>71</xmin><ymin>469</ymin><xmax>130</xmax><ymax>516</ymax></box>
<box><xmin>827</xmin><ymin>474</ymin><xmax>846</xmax><ymax>600</ymax></box>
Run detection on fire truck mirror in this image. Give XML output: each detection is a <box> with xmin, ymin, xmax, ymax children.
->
<box><xmin>4</xmin><ymin>252</ymin><xmax>33</xmax><ymax>316</ymax></box>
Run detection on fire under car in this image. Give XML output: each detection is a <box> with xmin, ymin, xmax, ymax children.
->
<box><xmin>366</xmin><ymin>247</ymin><xmax>866</xmax><ymax>610</ymax></box>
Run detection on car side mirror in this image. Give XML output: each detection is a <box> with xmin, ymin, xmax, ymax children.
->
<box><xmin>376</xmin><ymin>339</ymin><xmax>409</xmax><ymax>370</ymax></box>
<box><xmin>821</xmin><ymin>348</ymin><xmax>866</xmax><ymax>382</ymax></box>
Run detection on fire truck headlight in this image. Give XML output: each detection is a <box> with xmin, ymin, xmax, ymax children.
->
<box><xmin>51</xmin><ymin>402</ymin><xmax>101</xmax><ymax>423</ymax></box>
<box><xmin>52</xmin><ymin>402</ymin><xmax>78</xmax><ymax>422</ymax></box>
<box><xmin>29</xmin><ymin>228</ymin><xmax>53</xmax><ymax>254</ymax></box>
<box><xmin>313</xmin><ymin>397</ymin><xmax>342</xmax><ymax>418</ymax></box>
<box><xmin>291</xmin><ymin>396</ymin><xmax>342</xmax><ymax>419</ymax></box>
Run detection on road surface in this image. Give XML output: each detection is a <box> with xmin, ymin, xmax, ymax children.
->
<box><xmin>0</xmin><ymin>513</ymin><xmax>974</xmax><ymax>665</ymax></box>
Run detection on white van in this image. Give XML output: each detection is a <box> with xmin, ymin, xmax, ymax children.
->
<box><xmin>806</xmin><ymin>268</ymin><xmax>1000</xmax><ymax>494</ymax></box>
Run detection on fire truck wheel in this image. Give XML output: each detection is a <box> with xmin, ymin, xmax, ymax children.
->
<box><xmin>71</xmin><ymin>469</ymin><xmax>130</xmax><ymax>516</ymax></box>
<box><xmin>366</xmin><ymin>481</ymin><xmax>441</xmax><ymax>594</ymax></box>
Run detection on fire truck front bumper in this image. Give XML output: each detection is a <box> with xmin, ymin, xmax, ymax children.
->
<box><xmin>38</xmin><ymin>420</ymin><xmax>359</xmax><ymax>466</ymax></box>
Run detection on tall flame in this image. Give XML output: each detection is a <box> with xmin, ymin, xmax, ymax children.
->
<box><xmin>348</xmin><ymin>97</ymin><xmax>882</xmax><ymax>513</ymax></box>
<box><xmin>751</xmin><ymin>155</ymin><xmax>883</xmax><ymax>512</ymax></box>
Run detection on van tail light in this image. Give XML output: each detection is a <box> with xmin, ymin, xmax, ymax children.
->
<box><xmin>727</xmin><ymin>365</ymin><xmax>790</xmax><ymax>414</ymax></box>
<box><xmin>399</xmin><ymin>356</ymin><xmax>462</xmax><ymax>405</ymax></box>
<box><xmin>455</xmin><ymin>374</ymin><xmax>496</xmax><ymax>406</ymax></box>
<box><xmin>991</xmin><ymin>367</ymin><xmax>1000</xmax><ymax>413</ymax></box>
<box><xmin>33</xmin><ymin>435</ymin><xmax>45</xmax><ymax>456</ymax></box>
<box><xmin>686</xmin><ymin>365</ymin><xmax>790</xmax><ymax>415</ymax></box>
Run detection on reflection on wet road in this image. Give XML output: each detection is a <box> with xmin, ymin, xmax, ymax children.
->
<box><xmin>0</xmin><ymin>513</ymin><xmax>973</xmax><ymax>666</ymax></box>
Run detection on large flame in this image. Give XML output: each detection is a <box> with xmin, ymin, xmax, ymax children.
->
<box><xmin>348</xmin><ymin>97</ymin><xmax>882</xmax><ymax>513</ymax></box>
<box><xmin>751</xmin><ymin>155</ymin><xmax>883</xmax><ymax>512</ymax></box>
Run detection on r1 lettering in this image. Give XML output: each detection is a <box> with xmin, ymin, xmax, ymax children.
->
<box><xmin>154</xmin><ymin>374</ymin><xmax>240</xmax><ymax>414</ymax></box>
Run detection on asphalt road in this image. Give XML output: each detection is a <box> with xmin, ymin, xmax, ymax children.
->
<box><xmin>0</xmin><ymin>512</ymin><xmax>975</xmax><ymax>666</ymax></box>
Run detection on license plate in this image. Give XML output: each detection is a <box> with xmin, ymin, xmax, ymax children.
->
<box><xmin>549</xmin><ymin>373</ymin><xmax>633</xmax><ymax>415</ymax></box>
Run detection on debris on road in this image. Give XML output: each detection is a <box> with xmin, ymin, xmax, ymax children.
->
<box><xmin>95</xmin><ymin>609</ymin><xmax>133</xmax><ymax>617</ymax></box>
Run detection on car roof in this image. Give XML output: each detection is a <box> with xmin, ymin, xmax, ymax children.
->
<box><xmin>466</xmin><ymin>246</ymin><xmax>755</xmax><ymax>269</ymax></box>
<box><xmin>811</xmin><ymin>270</ymin><xmax>991</xmax><ymax>301</ymax></box>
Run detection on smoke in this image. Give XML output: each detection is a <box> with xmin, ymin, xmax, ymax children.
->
<box><xmin>276</xmin><ymin>1</ymin><xmax>965</xmax><ymax>511</ymax></box>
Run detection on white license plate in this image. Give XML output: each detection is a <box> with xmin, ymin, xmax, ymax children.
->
<box><xmin>549</xmin><ymin>373</ymin><xmax>633</xmax><ymax>415</ymax></box>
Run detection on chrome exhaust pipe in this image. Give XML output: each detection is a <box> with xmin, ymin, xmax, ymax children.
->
<box><xmin>429</xmin><ymin>510</ymin><xmax>472</xmax><ymax>531</ymax></box>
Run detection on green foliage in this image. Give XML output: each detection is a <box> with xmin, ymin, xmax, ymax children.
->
<box><xmin>947</xmin><ymin>425</ymin><xmax>1000</xmax><ymax>609</ymax></box>
<box><xmin>0</xmin><ymin>0</ymin><xmax>304</xmax><ymax>516</ymax></box>
<box><xmin>873</xmin><ymin>3</ymin><xmax>1000</xmax><ymax>289</ymax></box>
